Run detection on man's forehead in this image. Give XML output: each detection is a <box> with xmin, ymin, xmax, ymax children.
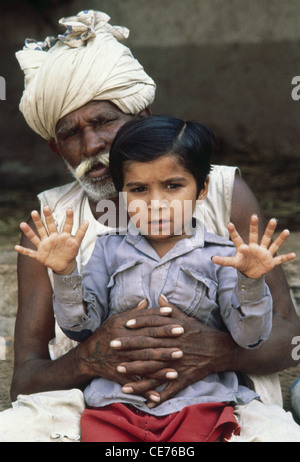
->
<box><xmin>56</xmin><ymin>100</ymin><xmax>123</xmax><ymax>130</ymax></box>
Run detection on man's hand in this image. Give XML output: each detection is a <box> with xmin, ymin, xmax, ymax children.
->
<box><xmin>114</xmin><ymin>296</ymin><xmax>236</xmax><ymax>407</ymax></box>
<box><xmin>81</xmin><ymin>298</ymin><xmax>187</xmax><ymax>402</ymax></box>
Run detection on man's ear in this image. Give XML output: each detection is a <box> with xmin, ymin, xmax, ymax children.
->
<box><xmin>198</xmin><ymin>177</ymin><xmax>210</xmax><ymax>200</ymax></box>
<box><xmin>48</xmin><ymin>138</ymin><xmax>62</xmax><ymax>157</ymax></box>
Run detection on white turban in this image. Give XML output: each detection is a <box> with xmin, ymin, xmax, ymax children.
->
<box><xmin>15</xmin><ymin>10</ymin><xmax>156</xmax><ymax>140</ymax></box>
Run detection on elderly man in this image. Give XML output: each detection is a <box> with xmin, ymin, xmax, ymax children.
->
<box><xmin>1</xmin><ymin>10</ymin><xmax>300</xmax><ymax>442</ymax></box>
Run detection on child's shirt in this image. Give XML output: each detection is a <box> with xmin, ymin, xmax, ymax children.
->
<box><xmin>53</xmin><ymin>220</ymin><xmax>272</xmax><ymax>415</ymax></box>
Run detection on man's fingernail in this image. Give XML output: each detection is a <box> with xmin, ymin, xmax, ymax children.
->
<box><xmin>150</xmin><ymin>394</ymin><xmax>160</xmax><ymax>402</ymax></box>
<box><xmin>160</xmin><ymin>307</ymin><xmax>172</xmax><ymax>314</ymax></box>
<box><xmin>110</xmin><ymin>340</ymin><xmax>121</xmax><ymax>348</ymax></box>
<box><xmin>171</xmin><ymin>326</ymin><xmax>184</xmax><ymax>335</ymax></box>
<box><xmin>117</xmin><ymin>365</ymin><xmax>127</xmax><ymax>373</ymax></box>
<box><xmin>172</xmin><ymin>350</ymin><xmax>183</xmax><ymax>358</ymax></box>
<box><xmin>147</xmin><ymin>402</ymin><xmax>156</xmax><ymax>408</ymax></box>
<box><xmin>137</xmin><ymin>298</ymin><xmax>147</xmax><ymax>306</ymax></box>
<box><xmin>126</xmin><ymin>319</ymin><xmax>136</xmax><ymax>327</ymax></box>
<box><xmin>166</xmin><ymin>371</ymin><xmax>178</xmax><ymax>379</ymax></box>
<box><xmin>160</xmin><ymin>294</ymin><xmax>168</xmax><ymax>302</ymax></box>
<box><xmin>122</xmin><ymin>386</ymin><xmax>133</xmax><ymax>393</ymax></box>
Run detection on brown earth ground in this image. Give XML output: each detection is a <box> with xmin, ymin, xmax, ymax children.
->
<box><xmin>0</xmin><ymin>143</ymin><xmax>299</xmax><ymax>422</ymax></box>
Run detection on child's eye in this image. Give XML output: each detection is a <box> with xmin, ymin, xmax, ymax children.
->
<box><xmin>166</xmin><ymin>183</ymin><xmax>181</xmax><ymax>190</ymax></box>
<box><xmin>131</xmin><ymin>186</ymin><xmax>146</xmax><ymax>193</ymax></box>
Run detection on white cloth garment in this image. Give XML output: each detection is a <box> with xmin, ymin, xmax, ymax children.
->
<box><xmin>229</xmin><ymin>399</ymin><xmax>300</xmax><ymax>442</ymax></box>
<box><xmin>0</xmin><ymin>389</ymin><xmax>85</xmax><ymax>442</ymax></box>
<box><xmin>15</xmin><ymin>10</ymin><xmax>156</xmax><ymax>140</ymax></box>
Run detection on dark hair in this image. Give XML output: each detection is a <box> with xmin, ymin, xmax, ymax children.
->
<box><xmin>109</xmin><ymin>115</ymin><xmax>214</xmax><ymax>195</ymax></box>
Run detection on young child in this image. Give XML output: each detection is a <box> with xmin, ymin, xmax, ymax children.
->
<box><xmin>15</xmin><ymin>116</ymin><xmax>296</xmax><ymax>442</ymax></box>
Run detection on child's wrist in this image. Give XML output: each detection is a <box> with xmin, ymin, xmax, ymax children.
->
<box><xmin>54</xmin><ymin>260</ymin><xmax>77</xmax><ymax>276</ymax></box>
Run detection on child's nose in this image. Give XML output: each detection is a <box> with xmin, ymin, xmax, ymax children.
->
<box><xmin>149</xmin><ymin>198</ymin><xmax>169</xmax><ymax>210</ymax></box>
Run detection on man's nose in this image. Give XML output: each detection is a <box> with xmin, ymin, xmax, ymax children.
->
<box><xmin>81</xmin><ymin>128</ymin><xmax>107</xmax><ymax>158</ymax></box>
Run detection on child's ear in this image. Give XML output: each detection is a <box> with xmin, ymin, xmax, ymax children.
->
<box><xmin>197</xmin><ymin>177</ymin><xmax>209</xmax><ymax>200</ymax></box>
<box><xmin>48</xmin><ymin>138</ymin><xmax>62</xmax><ymax>157</ymax></box>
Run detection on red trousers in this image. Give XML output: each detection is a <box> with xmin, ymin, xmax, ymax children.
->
<box><xmin>81</xmin><ymin>402</ymin><xmax>240</xmax><ymax>442</ymax></box>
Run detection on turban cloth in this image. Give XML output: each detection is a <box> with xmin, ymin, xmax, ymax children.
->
<box><xmin>15</xmin><ymin>10</ymin><xmax>156</xmax><ymax>140</ymax></box>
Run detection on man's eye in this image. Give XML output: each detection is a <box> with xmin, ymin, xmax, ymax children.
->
<box><xmin>94</xmin><ymin>118</ymin><xmax>116</xmax><ymax>126</ymax></box>
<box><xmin>58</xmin><ymin>128</ymin><xmax>78</xmax><ymax>141</ymax></box>
<box><xmin>60</xmin><ymin>130</ymin><xmax>78</xmax><ymax>141</ymax></box>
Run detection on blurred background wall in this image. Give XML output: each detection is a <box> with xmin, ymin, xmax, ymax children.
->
<box><xmin>0</xmin><ymin>0</ymin><xmax>299</xmax><ymax>230</ymax></box>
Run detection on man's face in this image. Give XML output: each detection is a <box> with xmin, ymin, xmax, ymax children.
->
<box><xmin>52</xmin><ymin>101</ymin><xmax>136</xmax><ymax>202</ymax></box>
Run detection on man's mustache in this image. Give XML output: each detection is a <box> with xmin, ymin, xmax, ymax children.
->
<box><xmin>74</xmin><ymin>153</ymin><xmax>110</xmax><ymax>180</ymax></box>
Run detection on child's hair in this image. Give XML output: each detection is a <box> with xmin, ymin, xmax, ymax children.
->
<box><xmin>109</xmin><ymin>115</ymin><xmax>215</xmax><ymax>196</ymax></box>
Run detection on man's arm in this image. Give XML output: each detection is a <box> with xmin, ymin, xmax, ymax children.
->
<box><xmin>228</xmin><ymin>174</ymin><xmax>300</xmax><ymax>371</ymax></box>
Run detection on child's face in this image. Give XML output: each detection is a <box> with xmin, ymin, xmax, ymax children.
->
<box><xmin>122</xmin><ymin>154</ymin><xmax>208</xmax><ymax>242</ymax></box>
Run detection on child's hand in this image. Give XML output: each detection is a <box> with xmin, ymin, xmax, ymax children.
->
<box><xmin>212</xmin><ymin>214</ymin><xmax>296</xmax><ymax>279</ymax></box>
<box><xmin>15</xmin><ymin>206</ymin><xmax>89</xmax><ymax>275</ymax></box>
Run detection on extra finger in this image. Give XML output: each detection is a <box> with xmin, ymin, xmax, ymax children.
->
<box><xmin>14</xmin><ymin>244</ymin><xmax>37</xmax><ymax>259</ymax></box>
<box><xmin>272</xmin><ymin>252</ymin><xmax>296</xmax><ymax>267</ymax></box>
<box><xmin>152</xmin><ymin>381</ymin><xmax>181</xmax><ymax>406</ymax></box>
<box><xmin>268</xmin><ymin>229</ymin><xmax>291</xmax><ymax>255</ymax></box>
<box><xmin>116</xmin><ymin>359</ymin><xmax>180</xmax><ymax>376</ymax></box>
<box><xmin>122</xmin><ymin>378</ymin><xmax>162</xmax><ymax>401</ymax></box>
<box><xmin>74</xmin><ymin>220</ymin><xmax>89</xmax><ymax>245</ymax></box>
<box><xmin>19</xmin><ymin>221</ymin><xmax>41</xmax><ymax>248</ymax></box>
<box><xmin>125</xmin><ymin>316</ymin><xmax>184</xmax><ymax>335</ymax></box>
<box><xmin>249</xmin><ymin>214</ymin><xmax>259</xmax><ymax>245</ymax></box>
<box><xmin>110</xmin><ymin>338</ymin><xmax>183</xmax><ymax>356</ymax></box>
<box><xmin>43</xmin><ymin>206</ymin><xmax>58</xmax><ymax>234</ymax></box>
<box><xmin>62</xmin><ymin>208</ymin><xmax>74</xmax><ymax>234</ymax></box>
<box><xmin>31</xmin><ymin>210</ymin><xmax>49</xmax><ymax>240</ymax></box>
<box><xmin>211</xmin><ymin>255</ymin><xmax>237</xmax><ymax>268</ymax></box>
<box><xmin>260</xmin><ymin>218</ymin><xmax>277</xmax><ymax>248</ymax></box>
<box><xmin>227</xmin><ymin>221</ymin><xmax>244</xmax><ymax>249</ymax></box>
<box><xmin>121</xmin><ymin>368</ymin><xmax>178</xmax><ymax>385</ymax></box>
